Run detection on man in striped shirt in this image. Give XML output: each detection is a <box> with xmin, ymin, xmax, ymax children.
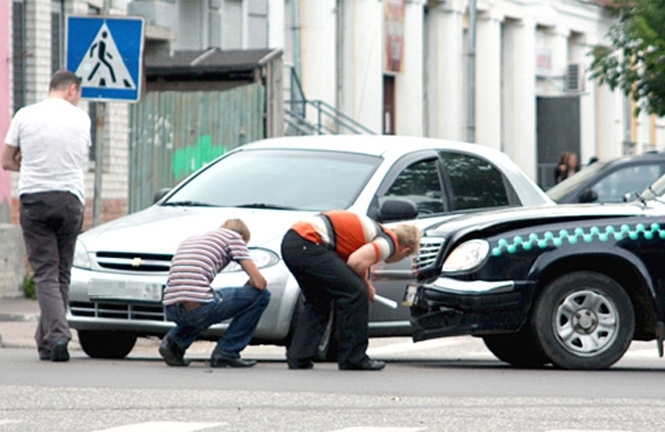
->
<box><xmin>159</xmin><ymin>219</ymin><xmax>270</xmax><ymax>368</ymax></box>
<box><xmin>281</xmin><ymin>210</ymin><xmax>421</xmax><ymax>371</ymax></box>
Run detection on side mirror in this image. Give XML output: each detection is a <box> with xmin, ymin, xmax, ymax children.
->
<box><xmin>376</xmin><ymin>198</ymin><xmax>418</xmax><ymax>222</ymax></box>
<box><xmin>153</xmin><ymin>188</ymin><xmax>171</xmax><ymax>204</ymax></box>
<box><xmin>578</xmin><ymin>188</ymin><xmax>598</xmax><ymax>203</ymax></box>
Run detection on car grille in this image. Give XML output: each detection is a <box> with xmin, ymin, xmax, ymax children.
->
<box><xmin>69</xmin><ymin>301</ymin><xmax>166</xmax><ymax>321</ymax></box>
<box><xmin>413</xmin><ymin>236</ymin><xmax>444</xmax><ymax>271</ymax></box>
<box><xmin>95</xmin><ymin>252</ymin><xmax>173</xmax><ymax>273</ymax></box>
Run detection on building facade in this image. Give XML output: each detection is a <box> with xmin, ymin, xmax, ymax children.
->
<box><xmin>3</xmin><ymin>0</ymin><xmax>664</xmax><ymax>226</ymax></box>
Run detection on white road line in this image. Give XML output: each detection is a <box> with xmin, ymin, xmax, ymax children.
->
<box><xmin>0</xmin><ymin>420</ymin><xmax>20</xmax><ymax>425</ymax></box>
<box><xmin>93</xmin><ymin>422</ymin><xmax>224</xmax><ymax>432</ymax></box>
<box><xmin>546</xmin><ymin>430</ymin><xmax>630</xmax><ymax>432</ymax></box>
<box><xmin>329</xmin><ymin>428</ymin><xmax>425</xmax><ymax>432</ymax></box>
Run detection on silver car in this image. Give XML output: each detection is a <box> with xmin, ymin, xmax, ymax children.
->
<box><xmin>68</xmin><ymin>135</ymin><xmax>553</xmax><ymax>359</ymax></box>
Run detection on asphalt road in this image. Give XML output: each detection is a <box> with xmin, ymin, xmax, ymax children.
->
<box><xmin>2</xmin><ymin>336</ymin><xmax>665</xmax><ymax>432</ymax></box>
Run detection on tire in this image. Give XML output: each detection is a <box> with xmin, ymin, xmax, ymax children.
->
<box><xmin>531</xmin><ymin>271</ymin><xmax>635</xmax><ymax>370</ymax></box>
<box><xmin>482</xmin><ymin>327</ymin><xmax>550</xmax><ymax>368</ymax></box>
<box><xmin>314</xmin><ymin>305</ymin><xmax>338</xmax><ymax>362</ymax></box>
<box><xmin>77</xmin><ymin>330</ymin><xmax>137</xmax><ymax>359</ymax></box>
<box><xmin>286</xmin><ymin>295</ymin><xmax>339</xmax><ymax>362</ymax></box>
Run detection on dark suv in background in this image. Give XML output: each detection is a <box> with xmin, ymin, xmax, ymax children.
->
<box><xmin>547</xmin><ymin>152</ymin><xmax>665</xmax><ymax>204</ymax></box>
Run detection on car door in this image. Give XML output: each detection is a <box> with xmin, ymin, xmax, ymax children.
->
<box><xmin>368</xmin><ymin>150</ymin><xmax>516</xmax><ymax>332</ymax></box>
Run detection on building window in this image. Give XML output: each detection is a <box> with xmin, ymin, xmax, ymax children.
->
<box><xmin>51</xmin><ymin>0</ymin><xmax>66</xmax><ymax>74</ymax></box>
<box><xmin>12</xmin><ymin>0</ymin><xmax>26</xmax><ymax>112</ymax></box>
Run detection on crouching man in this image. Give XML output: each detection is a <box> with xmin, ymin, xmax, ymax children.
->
<box><xmin>159</xmin><ymin>219</ymin><xmax>270</xmax><ymax>368</ymax></box>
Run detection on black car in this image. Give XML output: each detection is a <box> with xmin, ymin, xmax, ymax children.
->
<box><xmin>407</xmin><ymin>175</ymin><xmax>665</xmax><ymax>370</ymax></box>
<box><xmin>547</xmin><ymin>152</ymin><xmax>665</xmax><ymax>204</ymax></box>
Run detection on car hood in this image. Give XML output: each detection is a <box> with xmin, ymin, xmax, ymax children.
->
<box><xmin>424</xmin><ymin>202</ymin><xmax>652</xmax><ymax>237</ymax></box>
<box><xmin>78</xmin><ymin>205</ymin><xmax>315</xmax><ymax>254</ymax></box>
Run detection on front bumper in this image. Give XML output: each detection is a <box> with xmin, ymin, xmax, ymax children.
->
<box><xmin>409</xmin><ymin>277</ymin><xmax>535</xmax><ymax>342</ymax></box>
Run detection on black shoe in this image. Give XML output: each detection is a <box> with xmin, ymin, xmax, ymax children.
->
<box><xmin>159</xmin><ymin>336</ymin><xmax>190</xmax><ymax>367</ymax></box>
<box><xmin>339</xmin><ymin>359</ymin><xmax>385</xmax><ymax>371</ymax></box>
<box><xmin>287</xmin><ymin>358</ymin><xmax>314</xmax><ymax>370</ymax></box>
<box><xmin>51</xmin><ymin>341</ymin><xmax>70</xmax><ymax>362</ymax></box>
<box><xmin>210</xmin><ymin>352</ymin><xmax>256</xmax><ymax>368</ymax></box>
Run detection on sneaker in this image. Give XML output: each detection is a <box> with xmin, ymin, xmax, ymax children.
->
<box><xmin>159</xmin><ymin>336</ymin><xmax>191</xmax><ymax>367</ymax></box>
<box><xmin>51</xmin><ymin>341</ymin><xmax>70</xmax><ymax>362</ymax></box>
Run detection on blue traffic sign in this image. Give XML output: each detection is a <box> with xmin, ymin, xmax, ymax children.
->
<box><xmin>66</xmin><ymin>16</ymin><xmax>144</xmax><ymax>102</ymax></box>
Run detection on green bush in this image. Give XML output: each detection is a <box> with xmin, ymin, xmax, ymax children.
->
<box><xmin>22</xmin><ymin>269</ymin><xmax>36</xmax><ymax>299</ymax></box>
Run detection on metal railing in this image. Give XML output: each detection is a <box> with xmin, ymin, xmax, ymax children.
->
<box><xmin>284</xmin><ymin>65</ymin><xmax>375</xmax><ymax>136</ymax></box>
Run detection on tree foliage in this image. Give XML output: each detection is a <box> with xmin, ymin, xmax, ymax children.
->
<box><xmin>589</xmin><ymin>0</ymin><xmax>665</xmax><ymax>116</ymax></box>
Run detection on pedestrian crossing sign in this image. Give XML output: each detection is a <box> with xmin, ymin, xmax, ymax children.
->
<box><xmin>66</xmin><ymin>16</ymin><xmax>144</xmax><ymax>102</ymax></box>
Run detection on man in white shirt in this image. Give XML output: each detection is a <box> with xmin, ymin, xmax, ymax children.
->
<box><xmin>2</xmin><ymin>70</ymin><xmax>91</xmax><ymax>362</ymax></box>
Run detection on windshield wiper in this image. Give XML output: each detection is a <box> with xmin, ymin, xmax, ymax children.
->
<box><xmin>162</xmin><ymin>200</ymin><xmax>215</xmax><ymax>207</ymax></box>
<box><xmin>236</xmin><ymin>203</ymin><xmax>299</xmax><ymax>211</ymax></box>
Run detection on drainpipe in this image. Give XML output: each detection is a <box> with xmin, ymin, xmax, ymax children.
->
<box><xmin>466</xmin><ymin>0</ymin><xmax>477</xmax><ymax>143</ymax></box>
<box><xmin>292</xmin><ymin>0</ymin><xmax>302</xmax><ymax>82</ymax></box>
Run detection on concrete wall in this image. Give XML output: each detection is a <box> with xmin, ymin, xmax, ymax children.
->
<box><xmin>0</xmin><ymin>225</ymin><xmax>26</xmax><ymax>298</ymax></box>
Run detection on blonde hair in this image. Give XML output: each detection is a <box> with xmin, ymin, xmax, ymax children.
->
<box><xmin>391</xmin><ymin>224</ymin><xmax>421</xmax><ymax>255</ymax></box>
<box><xmin>221</xmin><ymin>218</ymin><xmax>251</xmax><ymax>242</ymax></box>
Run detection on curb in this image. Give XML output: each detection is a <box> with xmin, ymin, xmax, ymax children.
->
<box><xmin>0</xmin><ymin>313</ymin><xmax>39</xmax><ymax>322</ymax></box>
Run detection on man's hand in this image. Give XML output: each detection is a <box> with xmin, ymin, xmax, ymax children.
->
<box><xmin>1</xmin><ymin>145</ymin><xmax>21</xmax><ymax>172</ymax></box>
<box><xmin>239</xmin><ymin>259</ymin><xmax>268</xmax><ymax>290</ymax></box>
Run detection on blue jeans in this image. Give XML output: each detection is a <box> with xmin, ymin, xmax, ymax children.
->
<box><xmin>164</xmin><ymin>286</ymin><xmax>270</xmax><ymax>358</ymax></box>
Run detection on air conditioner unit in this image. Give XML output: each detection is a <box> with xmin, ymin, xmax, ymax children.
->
<box><xmin>565</xmin><ymin>63</ymin><xmax>585</xmax><ymax>92</ymax></box>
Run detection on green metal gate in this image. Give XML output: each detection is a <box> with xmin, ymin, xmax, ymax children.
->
<box><xmin>129</xmin><ymin>83</ymin><xmax>265</xmax><ymax>212</ymax></box>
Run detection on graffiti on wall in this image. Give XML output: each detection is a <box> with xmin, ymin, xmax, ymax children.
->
<box><xmin>172</xmin><ymin>134</ymin><xmax>228</xmax><ymax>180</ymax></box>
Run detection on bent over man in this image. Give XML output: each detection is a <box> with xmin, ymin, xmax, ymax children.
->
<box><xmin>281</xmin><ymin>210</ymin><xmax>420</xmax><ymax>371</ymax></box>
<box><xmin>160</xmin><ymin>218</ymin><xmax>271</xmax><ymax>368</ymax></box>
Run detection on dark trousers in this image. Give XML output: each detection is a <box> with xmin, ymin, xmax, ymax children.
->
<box><xmin>20</xmin><ymin>191</ymin><xmax>83</xmax><ymax>358</ymax></box>
<box><xmin>281</xmin><ymin>229</ymin><xmax>369</xmax><ymax>367</ymax></box>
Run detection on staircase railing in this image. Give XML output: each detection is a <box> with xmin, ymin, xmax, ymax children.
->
<box><xmin>284</xmin><ymin>65</ymin><xmax>375</xmax><ymax>136</ymax></box>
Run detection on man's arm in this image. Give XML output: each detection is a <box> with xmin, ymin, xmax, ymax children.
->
<box><xmin>347</xmin><ymin>244</ymin><xmax>379</xmax><ymax>301</ymax></box>
<box><xmin>238</xmin><ymin>259</ymin><xmax>268</xmax><ymax>290</ymax></box>
<box><xmin>1</xmin><ymin>145</ymin><xmax>20</xmax><ymax>172</ymax></box>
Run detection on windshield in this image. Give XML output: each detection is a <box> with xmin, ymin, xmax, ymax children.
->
<box><xmin>163</xmin><ymin>149</ymin><xmax>382</xmax><ymax>211</ymax></box>
<box><xmin>639</xmin><ymin>173</ymin><xmax>665</xmax><ymax>201</ymax></box>
<box><xmin>546</xmin><ymin>161</ymin><xmax>608</xmax><ymax>201</ymax></box>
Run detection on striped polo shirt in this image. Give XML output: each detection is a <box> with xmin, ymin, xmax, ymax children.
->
<box><xmin>291</xmin><ymin>210</ymin><xmax>398</xmax><ymax>262</ymax></box>
<box><xmin>163</xmin><ymin>228</ymin><xmax>251</xmax><ymax>306</ymax></box>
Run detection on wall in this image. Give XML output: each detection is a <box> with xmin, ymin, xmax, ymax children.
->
<box><xmin>0</xmin><ymin>225</ymin><xmax>26</xmax><ymax>298</ymax></box>
<box><xmin>0</xmin><ymin>0</ymin><xmax>11</xmax><ymax>223</ymax></box>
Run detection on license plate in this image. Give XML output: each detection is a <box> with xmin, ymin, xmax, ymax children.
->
<box><xmin>88</xmin><ymin>280</ymin><xmax>163</xmax><ymax>302</ymax></box>
<box><xmin>402</xmin><ymin>283</ymin><xmax>418</xmax><ymax>307</ymax></box>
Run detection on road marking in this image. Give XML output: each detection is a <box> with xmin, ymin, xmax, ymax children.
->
<box><xmin>330</xmin><ymin>428</ymin><xmax>425</xmax><ymax>432</ymax></box>
<box><xmin>546</xmin><ymin>430</ymin><xmax>630</xmax><ymax>432</ymax></box>
<box><xmin>93</xmin><ymin>422</ymin><xmax>224</xmax><ymax>432</ymax></box>
<box><xmin>0</xmin><ymin>420</ymin><xmax>20</xmax><ymax>425</ymax></box>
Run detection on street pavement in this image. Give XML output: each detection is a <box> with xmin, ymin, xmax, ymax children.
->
<box><xmin>0</xmin><ymin>296</ymin><xmax>499</xmax><ymax>363</ymax></box>
<box><xmin>2</xmin><ymin>296</ymin><xmax>663</xmax><ymax>364</ymax></box>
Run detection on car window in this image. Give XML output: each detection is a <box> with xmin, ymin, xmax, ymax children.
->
<box><xmin>381</xmin><ymin>158</ymin><xmax>445</xmax><ymax>216</ymax></box>
<box><xmin>440</xmin><ymin>152</ymin><xmax>510</xmax><ymax>210</ymax></box>
<box><xmin>592</xmin><ymin>164</ymin><xmax>662</xmax><ymax>203</ymax></box>
<box><xmin>164</xmin><ymin>149</ymin><xmax>382</xmax><ymax>211</ymax></box>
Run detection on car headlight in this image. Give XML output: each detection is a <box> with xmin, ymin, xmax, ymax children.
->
<box><xmin>73</xmin><ymin>239</ymin><xmax>91</xmax><ymax>269</ymax></box>
<box><xmin>442</xmin><ymin>239</ymin><xmax>490</xmax><ymax>273</ymax></box>
<box><xmin>222</xmin><ymin>248</ymin><xmax>280</xmax><ymax>272</ymax></box>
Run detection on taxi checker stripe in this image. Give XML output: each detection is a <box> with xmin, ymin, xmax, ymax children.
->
<box><xmin>491</xmin><ymin>222</ymin><xmax>665</xmax><ymax>256</ymax></box>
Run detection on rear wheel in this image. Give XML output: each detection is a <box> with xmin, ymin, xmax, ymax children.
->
<box><xmin>532</xmin><ymin>271</ymin><xmax>635</xmax><ymax>370</ymax></box>
<box><xmin>77</xmin><ymin>330</ymin><xmax>137</xmax><ymax>359</ymax></box>
<box><xmin>286</xmin><ymin>296</ymin><xmax>339</xmax><ymax>362</ymax></box>
<box><xmin>482</xmin><ymin>327</ymin><xmax>550</xmax><ymax>368</ymax></box>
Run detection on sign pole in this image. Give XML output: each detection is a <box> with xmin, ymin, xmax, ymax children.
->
<box><xmin>92</xmin><ymin>101</ymin><xmax>105</xmax><ymax>227</ymax></box>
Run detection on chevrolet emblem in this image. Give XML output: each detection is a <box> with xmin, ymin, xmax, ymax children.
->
<box><xmin>130</xmin><ymin>258</ymin><xmax>146</xmax><ymax>267</ymax></box>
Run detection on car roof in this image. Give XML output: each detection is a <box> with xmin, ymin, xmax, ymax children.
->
<box><xmin>240</xmin><ymin>135</ymin><xmax>508</xmax><ymax>159</ymax></box>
